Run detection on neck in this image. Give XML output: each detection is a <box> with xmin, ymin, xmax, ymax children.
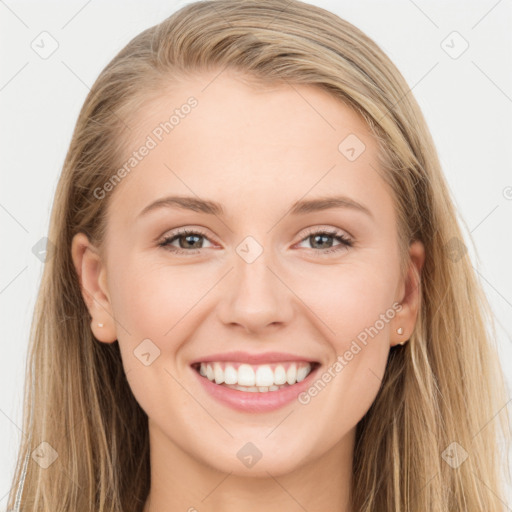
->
<box><xmin>142</xmin><ymin>421</ymin><xmax>354</xmax><ymax>512</ymax></box>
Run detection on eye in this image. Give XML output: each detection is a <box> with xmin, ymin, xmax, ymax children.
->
<box><xmin>158</xmin><ymin>226</ymin><xmax>353</xmax><ymax>256</ymax></box>
<box><xmin>158</xmin><ymin>228</ymin><xmax>214</xmax><ymax>254</ymax></box>
<box><xmin>295</xmin><ymin>227</ymin><xmax>353</xmax><ymax>255</ymax></box>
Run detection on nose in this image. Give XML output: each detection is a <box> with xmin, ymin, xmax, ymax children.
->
<box><xmin>217</xmin><ymin>246</ymin><xmax>294</xmax><ymax>334</ymax></box>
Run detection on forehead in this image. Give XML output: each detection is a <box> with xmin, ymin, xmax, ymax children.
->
<box><xmin>106</xmin><ymin>70</ymin><xmax>392</xmax><ymax>225</ymax></box>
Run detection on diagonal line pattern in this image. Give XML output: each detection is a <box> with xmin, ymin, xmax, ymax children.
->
<box><xmin>472</xmin><ymin>266</ymin><xmax>512</xmax><ymax>310</ymax></box>
<box><xmin>0</xmin><ymin>407</ymin><xmax>26</xmax><ymax>437</ymax></box>
<box><xmin>0</xmin><ymin>266</ymin><xmax>28</xmax><ymax>294</ymax></box>
<box><xmin>201</xmin><ymin>471</ymin><xmax>233</xmax><ymax>502</ymax></box>
<box><xmin>368</xmin><ymin>367</ymin><xmax>383</xmax><ymax>383</ymax></box>
<box><xmin>472</xmin><ymin>61</ymin><xmax>512</xmax><ymax>105</ymax></box>
<box><xmin>470</xmin><ymin>204</ymin><xmax>499</xmax><ymax>234</ymax></box>
<box><xmin>0</xmin><ymin>202</ymin><xmax>29</xmax><ymax>233</ymax></box>
<box><xmin>265</xmin><ymin>409</ymin><xmax>295</xmax><ymax>438</ymax></box>
<box><xmin>265</xmin><ymin>265</ymin><xmax>336</xmax><ymax>335</ymax></box>
<box><xmin>0</xmin><ymin>0</ymin><xmax>29</xmax><ymax>28</ymax></box>
<box><xmin>264</xmin><ymin>0</ymin><xmax>295</xmax><ymax>29</ymax></box>
<box><xmin>471</xmin><ymin>397</ymin><xmax>512</xmax><ymax>439</ymax></box>
<box><xmin>410</xmin><ymin>471</ymin><xmax>439</xmax><ymax>508</ymax></box>
<box><xmin>471</xmin><ymin>470</ymin><xmax>512</xmax><ymax>511</ymax></box>
<box><xmin>266</xmin><ymin>164</ymin><xmax>336</xmax><ymax>234</ymax></box>
<box><xmin>163</xmin><ymin>367</ymin><xmax>234</xmax><ymax>437</ymax></box>
<box><xmin>163</xmin><ymin>267</ymin><xmax>234</xmax><ymax>336</ymax></box>
<box><xmin>61</xmin><ymin>0</ymin><xmax>93</xmax><ymax>30</ymax></box>
<box><xmin>163</xmin><ymin>163</ymin><xmax>233</xmax><ymax>233</ymax></box>
<box><xmin>200</xmin><ymin>64</ymin><xmax>229</xmax><ymax>93</ymax></box>
<box><xmin>265</xmin><ymin>471</ymin><xmax>308</xmax><ymax>511</ymax></box>
<box><xmin>0</xmin><ymin>62</ymin><xmax>29</xmax><ymax>92</ymax></box>
<box><xmin>408</xmin><ymin>0</ymin><xmax>439</xmax><ymax>29</ymax></box>
<box><xmin>377</xmin><ymin>62</ymin><xmax>439</xmax><ymax>124</ymax></box>
<box><xmin>284</xmin><ymin>79</ymin><xmax>336</xmax><ymax>130</ymax></box>
<box><xmin>61</xmin><ymin>60</ymin><xmax>132</xmax><ymax>131</ymax></box>
<box><xmin>61</xmin><ymin>60</ymin><xmax>90</xmax><ymax>90</ymax></box>
<box><xmin>471</xmin><ymin>0</ymin><xmax>504</xmax><ymax>30</ymax></box>
<box><xmin>80</xmin><ymin>282</ymin><xmax>132</xmax><ymax>336</ymax></box>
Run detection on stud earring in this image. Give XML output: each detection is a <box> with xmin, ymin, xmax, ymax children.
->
<box><xmin>98</xmin><ymin>323</ymin><xmax>104</xmax><ymax>328</ymax></box>
<box><xmin>396</xmin><ymin>327</ymin><xmax>407</xmax><ymax>346</ymax></box>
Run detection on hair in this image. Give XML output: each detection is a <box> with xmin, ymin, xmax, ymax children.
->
<box><xmin>8</xmin><ymin>0</ymin><xmax>510</xmax><ymax>510</ymax></box>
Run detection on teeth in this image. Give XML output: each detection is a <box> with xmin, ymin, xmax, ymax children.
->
<box><xmin>197</xmin><ymin>361</ymin><xmax>314</xmax><ymax>389</ymax></box>
<box><xmin>227</xmin><ymin>384</ymin><xmax>287</xmax><ymax>393</ymax></box>
<box><xmin>238</xmin><ymin>364</ymin><xmax>255</xmax><ymax>386</ymax></box>
<box><xmin>286</xmin><ymin>364</ymin><xmax>297</xmax><ymax>385</ymax></box>
<box><xmin>224</xmin><ymin>364</ymin><xmax>238</xmax><ymax>385</ymax></box>
<box><xmin>296</xmin><ymin>366</ymin><xmax>309</xmax><ymax>382</ymax></box>
<box><xmin>255</xmin><ymin>365</ymin><xmax>274</xmax><ymax>387</ymax></box>
<box><xmin>214</xmin><ymin>362</ymin><xmax>224</xmax><ymax>384</ymax></box>
<box><xmin>274</xmin><ymin>365</ymin><xmax>287</xmax><ymax>385</ymax></box>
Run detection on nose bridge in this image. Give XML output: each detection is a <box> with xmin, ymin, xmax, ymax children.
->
<box><xmin>218</xmin><ymin>234</ymin><xmax>293</xmax><ymax>331</ymax></box>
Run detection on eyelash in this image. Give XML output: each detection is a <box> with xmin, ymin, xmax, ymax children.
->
<box><xmin>157</xmin><ymin>227</ymin><xmax>353</xmax><ymax>257</ymax></box>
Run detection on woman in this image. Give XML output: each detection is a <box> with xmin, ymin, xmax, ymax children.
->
<box><xmin>8</xmin><ymin>0</ymin><xmax>509</xmax><ymax>511</ymax></box>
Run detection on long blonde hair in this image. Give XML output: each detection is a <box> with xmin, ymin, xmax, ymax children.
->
<box><xmin>8</xmin><ymin>1</ymin><xmax>510</xmax><ymax>510</ymax></box>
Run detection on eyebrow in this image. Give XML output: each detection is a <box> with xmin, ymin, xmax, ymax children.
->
<box><xmin>137</xmin><ymin>194</ymin><xmax>373</xmax><ymax>219</ymax></box>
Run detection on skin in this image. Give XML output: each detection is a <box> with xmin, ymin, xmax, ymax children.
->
<box><xmin>72</xmin><ymin>69</ymin><xmax>425</xmax><ymax>512</ymax></box>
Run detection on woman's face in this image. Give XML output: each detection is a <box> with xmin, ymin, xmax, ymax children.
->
<box><xmin>73</xmin><ymin>70</ymin><xmax>423</xmax><ymax>478</ymax></box>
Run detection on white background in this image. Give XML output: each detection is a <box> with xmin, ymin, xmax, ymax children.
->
<box><xmin>1</xmin><ymin>0</ymin><xmax>511</xmax><ymax>508</ymax></box>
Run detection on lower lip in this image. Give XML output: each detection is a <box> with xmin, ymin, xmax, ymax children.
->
<box><xmin>192</xmin><ymin>364</ymin><xmax>320</xmax><ymax>413</ymax></box>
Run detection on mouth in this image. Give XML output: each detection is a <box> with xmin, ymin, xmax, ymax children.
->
<box><xmin>191</xmin><ymin>360</ymin><xmax>321</xmax><ymax>393</ymax></box>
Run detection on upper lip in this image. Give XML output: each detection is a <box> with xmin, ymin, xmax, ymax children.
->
<box><xmin>190</xmin><ymin>351</ymin><xmax>320</xmax><ymax>366</ymax></box>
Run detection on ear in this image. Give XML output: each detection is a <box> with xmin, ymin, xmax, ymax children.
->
<box><xmin>391</xmin><ymin>240</ymin><xmax>425</xmax><ymax>346</ymax></box>
<box><xmin>71</xmin><ymin>232</ymin><xmax>117</xmax><ymax>343</ymax></box>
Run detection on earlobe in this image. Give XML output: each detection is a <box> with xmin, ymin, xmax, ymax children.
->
<box><xmin>71</xmin><ymin>232</ymin><xmax>117</xmax><ymax>343</ymax></box>
<box><xmin>391</xmin><ymin>240</ymin><xmax>425</xmax><ymax>347</ymax></box>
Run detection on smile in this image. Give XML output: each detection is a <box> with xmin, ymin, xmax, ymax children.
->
<box><xmin>192</xmin><ymin>361</ymin><xmax>318</xmax><ymax>392</ymax></box>
<box><xmin>191</xmin><ymin>361</ymin><xmax>321</xmax><ymax>412</ymax></box>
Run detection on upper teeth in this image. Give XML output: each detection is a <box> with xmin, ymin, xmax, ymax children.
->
<box><xmin>198</xmin><ymin>362</ymin><xmax>313</xmax><ymax>387</ymax></box>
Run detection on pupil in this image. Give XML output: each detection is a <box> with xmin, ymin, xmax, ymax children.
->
<box><xmin>181</xmin><ymin>234</ymin><xmax>202</xmax><ymax>248</ymax></box>
<box><xmin>311</xmin><ymin>234</ymin><xmax>333</xmax><ymax>249</ymax></box>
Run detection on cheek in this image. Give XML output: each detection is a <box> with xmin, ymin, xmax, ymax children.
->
<box><xmin>291</xmin><ymin>258</ymin><xmax>398</xmax><ymax>343</ymax></box>
<box><xmin>109</xmin><ymin>257</ymin><xmax>210</xmax><ymax>338</ymax></box>
<box><xmin>293</xmin><ymin>261</ymin><xmax>396</xmax><ymax>419</ymax></box>
<box><xmin>107</xmin><ymin>259</ymin><xmax>216</xmax><ymax>402</ymax></box>
<box><xmin>106</xmin><ymin>260</ymin><xmax>202</xmax><ymax>421</ymax></box>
